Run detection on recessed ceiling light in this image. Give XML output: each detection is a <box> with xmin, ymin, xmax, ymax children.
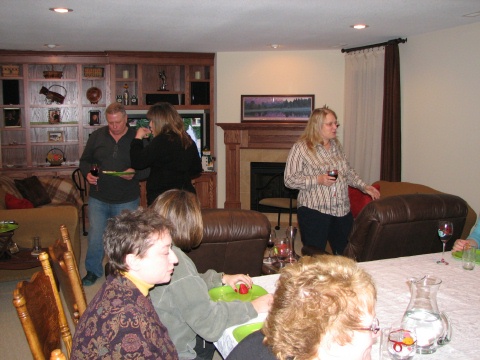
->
<box><xmin>462</xmin><ymin>11</ymin><xmax>480</xmax><ymax>17</ymax></box>
<box><xmin>44</xmin><ymin>44</ymin><xmax>59</xmax><ymax>49</ymax></box>
<box><xmin>351</xmin><ymin>24</ymin><xmax>369</xmax><ymax>30</ymax></box>
<box><xmin>49</xmin><ymin>7</ymin><xmax>73</xmax><ymax>13</ymax></box>
<box><xmin>270</xmin><ymin>44</ymin><xmax>279</xmax><ymax>49</ymax></box>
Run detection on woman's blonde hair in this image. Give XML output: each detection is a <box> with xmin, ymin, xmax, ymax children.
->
<box><xmin>299</xmin><ymin>106</ymin><xmax>340</xmax><ymax>151</ymax></box>
<box><xmin>263</xmin><ymin>255</ymin><xmax>376</xmax><ymax>360</ymax></box>
<box><xmin>147</xmin><ymin>102</ymin><xmax>193</xmax><ymax>149</ymax></box>
<box><xmin>150</xmin><ymin>189</ymin><xmax>203</xmax><ymax>251</ymax></box>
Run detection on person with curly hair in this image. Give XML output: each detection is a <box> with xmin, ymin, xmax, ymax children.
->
<box><xmin>226</xmin><ymin>255</ymin><xmax>378</xmax><ymax>360</ymax></box>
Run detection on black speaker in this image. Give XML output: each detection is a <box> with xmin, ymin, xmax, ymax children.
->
<box><xmin>191</xmin><ymin>82</ymin><xmax>210</xmax><ymax>105</ymax></box>
<box><xmin>2</xmin><ymin>80</ymin><xmax>20</xmax><ymax>105</ymax></box>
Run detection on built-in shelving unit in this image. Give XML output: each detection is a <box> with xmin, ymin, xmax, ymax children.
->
<box><xmin>0</xmin><ymin>50</ymin><xmax>216</xmax><ymax>207</ymax></box>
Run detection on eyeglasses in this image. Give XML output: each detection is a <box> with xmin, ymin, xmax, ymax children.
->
<box><xmin>355</xmin><ymin>317</ymin><xmax>380</xmax><ymax>334</ymax></box>
<box><xmin>323</xmin><ymin>122</ymin><xmax>340</xmax><ymax>127</ymax></box>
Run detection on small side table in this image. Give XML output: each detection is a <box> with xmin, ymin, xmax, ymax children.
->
<box><xmin>0</xmin><ymin>247</ymin><xmax>43</xmax><ymax>270</ymax></box>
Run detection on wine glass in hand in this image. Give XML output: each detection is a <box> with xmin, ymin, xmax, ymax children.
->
<box><xmin>90</xmin><ymin>163</ymin><xmax>99</xmax><ymax>191</ymax></box>
<box><xmin>437</xmin><ymin>220</ymin><xmax>453</xmax><ymax>265</ymax></box>
<box><xmin>328</xmin><ymin>169</ymin><xmax>338</xmax><ymax>197</ymax></box>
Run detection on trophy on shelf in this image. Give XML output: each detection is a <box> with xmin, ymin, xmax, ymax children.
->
<box><xmin>158</xmin><ymin>70</ymin><xmax>168</xmax><ymax>91</ymax></box>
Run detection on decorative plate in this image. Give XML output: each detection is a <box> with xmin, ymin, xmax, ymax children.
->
<box><xmin>209</xmin><ymin>284</ymin><xmax>268</xmax><ymax>302</ymax></box>
<box><xmin>86</xmin><ymin>87</ymin><xmax>102</xmax><ymax>104</ymax></box>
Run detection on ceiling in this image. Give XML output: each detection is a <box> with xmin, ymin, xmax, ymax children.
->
<box><xmin>1</xmin><ymin>0</ymin><xmax>479</xmax><ymax>53</ymax></box>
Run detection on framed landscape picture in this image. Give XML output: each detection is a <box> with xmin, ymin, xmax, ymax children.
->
<box><xmin>241</xmin><ymin>95</ymin><xmax>314</xmax><ymax>123</ymax></box>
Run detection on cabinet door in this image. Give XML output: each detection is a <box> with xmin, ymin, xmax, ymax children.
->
<box><xmin>193</xmin><ymin>172</ymin><xmax>216</xmax><ymax>209</ymax></box>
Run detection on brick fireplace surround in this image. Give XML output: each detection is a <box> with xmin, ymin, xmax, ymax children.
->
<box><xmin>217</xmin><ymin>123</ymin><xmax>305</xmax><ymax>209</ymax></box>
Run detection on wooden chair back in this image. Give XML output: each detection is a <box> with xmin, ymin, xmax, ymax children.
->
<box><xmin>72</xmin><ymin>168</ymin><xmax>89</xmax><ymax>235</ymax></box>
<box><xmin>12</xmin><ymin>252</ymin><xmax>72</xmax><ymax>359</ymax></box>
<box><xmin>49</xmin><ymin>224</ymin><xmax>87</xmax><ymax>325</ymax></box>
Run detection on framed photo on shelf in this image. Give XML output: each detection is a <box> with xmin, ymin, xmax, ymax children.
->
<box><xmin>89</xmin><ymin>110</ymin><xmax>101</xmax><ymax>126</ymax></box>
<box><xmin>48</xmin><ymin>131</ymin><xmax>64</xmax><ymax>142</ymax></box>
<box><xmin>241</xmin><ymin>95</ymin><xmax>314</xmax><ymax>123</ymax></box>
<box><xmin>3</xmin><ymin>108</ymin><xmax>21</xmax><ymax>127</ymax></box>
<box><xmin>48</xmin><ymin>108</ymin><xmax>61</xmax><ymax>124</ymax></box>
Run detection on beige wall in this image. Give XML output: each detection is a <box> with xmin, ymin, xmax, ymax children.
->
<box><xmin>215</xmin><ymin>22</ymin><xmax>480</xmax><ymax>216</ymax></box>
<box><xmin>215</xmin><ymin>50</ymin><xmax>345</xmax><ymax>208</ymax></box>
<box><xmin>401</xmin><ymin>22</ymin><xmax>480</xmax><ymax>213</ymax></box>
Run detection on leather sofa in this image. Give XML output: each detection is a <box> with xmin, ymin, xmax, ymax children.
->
<box><xmin>186</xmin><ymin>209</ymin><xmax>271</xmax><ymax>277</ymax></box>
<box><xmin>373</xmin><ymin>180</ymin><xmax>476</xmax><ymax>239</ymax></box>
<box><xmin>343</xmin><ymin>193</ymin><xmax>468</xmax><ymax>262</ymax></box>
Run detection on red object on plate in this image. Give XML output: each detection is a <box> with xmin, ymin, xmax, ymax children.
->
<box><xmin>238</xmin><ymin>284</ymin><xmax>249</xmax><ymax>295</ymax></box>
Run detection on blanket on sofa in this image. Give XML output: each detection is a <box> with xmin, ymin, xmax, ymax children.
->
<box><xmin>0</xmin><ymin>175</ymin><xmax>82</xmax><ymax>210</ymax></box>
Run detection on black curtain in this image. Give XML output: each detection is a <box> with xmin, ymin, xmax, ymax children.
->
<box><xmin>380</xmin><ymin>43</ymin><xmax>402</xmax><ymax>181</ymax></box>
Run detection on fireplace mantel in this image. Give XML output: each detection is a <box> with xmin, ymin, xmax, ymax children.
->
<box><xmin>217</xmin><ymin>122</ymin><xmax>305</xmax><ymax>208</ymax></box>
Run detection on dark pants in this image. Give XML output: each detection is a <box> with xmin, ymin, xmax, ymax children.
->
<box><xmin>297</xmin><ymin>206</ymin><xmax>353</xmax><ymax>255</ymax></box>
<box><xmin>194</xmin><ymin>335</ymin><xmax>216</xmax><ymax>360</ymax></box>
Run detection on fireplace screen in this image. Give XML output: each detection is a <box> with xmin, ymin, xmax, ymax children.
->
<box><xmin>250</xmin><ymin>162</ymin><xmax>298</xmax><ymax>213</ymax></box>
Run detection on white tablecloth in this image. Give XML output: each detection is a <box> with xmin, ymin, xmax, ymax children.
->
<box><xmin>215</xmin><ymin>252</ymin><xmax>480</xmax><ymax>359</ymax></box>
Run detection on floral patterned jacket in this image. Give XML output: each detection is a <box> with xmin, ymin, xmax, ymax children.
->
<box><xmin>71</xmin><ymin>275</ymin><xmax>178</xmax><ymax>359</ymax></box>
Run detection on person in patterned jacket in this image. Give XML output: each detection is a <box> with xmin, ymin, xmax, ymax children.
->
<box><xmin>71</xmin><ymin>208</ymin><xmax>179</xmax><ymax>359</ymax></box>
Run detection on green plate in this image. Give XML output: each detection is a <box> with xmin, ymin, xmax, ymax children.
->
<box><xmin>102</xmin><ymin>171</ymin><xmax>135</xmax><ymax>176</ymax></box>
<box><xmin>452</xmin><ymin>249</ymin><xmax>480</xmax><ymax>264</ymax></box>
<box><xmin>233</xmin><ymin>322</ymin><xmax>264</xmax><ymax>343</ymax></box>
<box><xmin>0</xmin><ymin>223</ymin><xmax>19</xmax><ymax>233</ymax></box>
<box><xmin>209</xmin><ymin>284</ymin><xmax>268</xmax><ymax>302</ymax></box>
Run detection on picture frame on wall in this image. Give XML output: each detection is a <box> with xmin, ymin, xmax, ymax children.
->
<box><xmin>48</xmin><ymin>131</ymin><xmax>64</xmax><ymax>142</ymax></box>
<box><xmin>3</xmin><ymin>108</ymin><xmax>21</xmax><ymax>127</ymax></box>
<box><xmin>89</xmin><ymin>110</ymin><xmax>101</xmax><ymax>126</ymax></box>
<box><xmin>48</xmin><ymin>108</ymin><xmax>61</xmax><ymax>124</ymax></box>
<box><xmin>241</xmin><ymin>95</ymin><xmax>314</xmax><ymax>123</ymax></box>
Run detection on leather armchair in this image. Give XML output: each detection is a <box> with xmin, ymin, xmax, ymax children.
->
<box><xmin>186</xmin><ymin>209</ymin><xmax>271</xmax><ymax>276</ymax></box>
<box><xmin>343</xmin><ymin>193</ymin><xmax>468</xmax><ymax>262</ymax></box>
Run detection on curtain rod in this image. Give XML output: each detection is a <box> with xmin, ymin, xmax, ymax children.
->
<box><xmin>341</xmin><ymin>38</ymin><xmax>407</xmax><ymax>53</ymax></box>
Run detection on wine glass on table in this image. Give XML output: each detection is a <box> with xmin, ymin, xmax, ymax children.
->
<box><xmin>90</xmin><ymin>163</ymin><xmax>99</xmax><ymax>191</ymax></box>
<box><xmin>285</xmin><ymin>226</ymin><xmax>298</xmax><ymax>263</ymax></box>
<box><xmin>437</xmin><ymin>220</ymin><xmax>453</xmax><ymax>265</ymax></box>
<box><xmin>328</xmin><ymin>169</ymin><xmax>338</xmax><ymax>197</ymax></box>
<box><xmin>274</xmin><ymin>238</ymin><xmax>290</xmax><ymax>269</ymax></box>
<box><xmin>264</xmin><ymin>229</ymin><xmax>276</xmax><ymax>264</ymax></box>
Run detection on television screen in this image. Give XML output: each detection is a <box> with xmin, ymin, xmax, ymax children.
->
<box><xmin>126</xmin><ymin>110</ymin><xmax>205</xmax><ymax>156</ymax></box>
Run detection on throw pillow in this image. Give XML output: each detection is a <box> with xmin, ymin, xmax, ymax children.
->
<box><xmin>348</xmin><ymin>184</ymin><xmax>381</xmax><ymax>218</ymax></box>
<box><xmin>5</xmin><ymin>193</ymin><xmax>34</xmax><ymax>209</ymax></box>
<box><xmin>14</xmin><ymin>176</ymin><xmax>51</xmax><ymax>207</ymax></box>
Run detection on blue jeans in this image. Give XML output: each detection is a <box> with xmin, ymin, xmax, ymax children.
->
<box><xmin>297</xmin><ymin>206</ymin><xmax>353</xmax><ymax>255</ymax></box>
<box><xmin>85</xmin><ymin>197</ymin><xmax>140</xmax><ymax>277</ymax></box>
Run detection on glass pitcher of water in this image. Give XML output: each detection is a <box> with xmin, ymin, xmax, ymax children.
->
<box><xmin>401</xmin><ymin>275</ymin><xmax>450</xmax><ymax>354</ymax></box>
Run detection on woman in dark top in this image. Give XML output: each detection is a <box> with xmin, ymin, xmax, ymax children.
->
<box><xmin>130</xmin><ymin>102</ymin><xmax>203</xmax><ymax>205</ymax></box>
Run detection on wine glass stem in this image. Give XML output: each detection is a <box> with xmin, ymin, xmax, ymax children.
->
<box><xmin>442</xmin><ymin>242</ymin><xmax>446</xmax><ymax>260</ymax></box>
